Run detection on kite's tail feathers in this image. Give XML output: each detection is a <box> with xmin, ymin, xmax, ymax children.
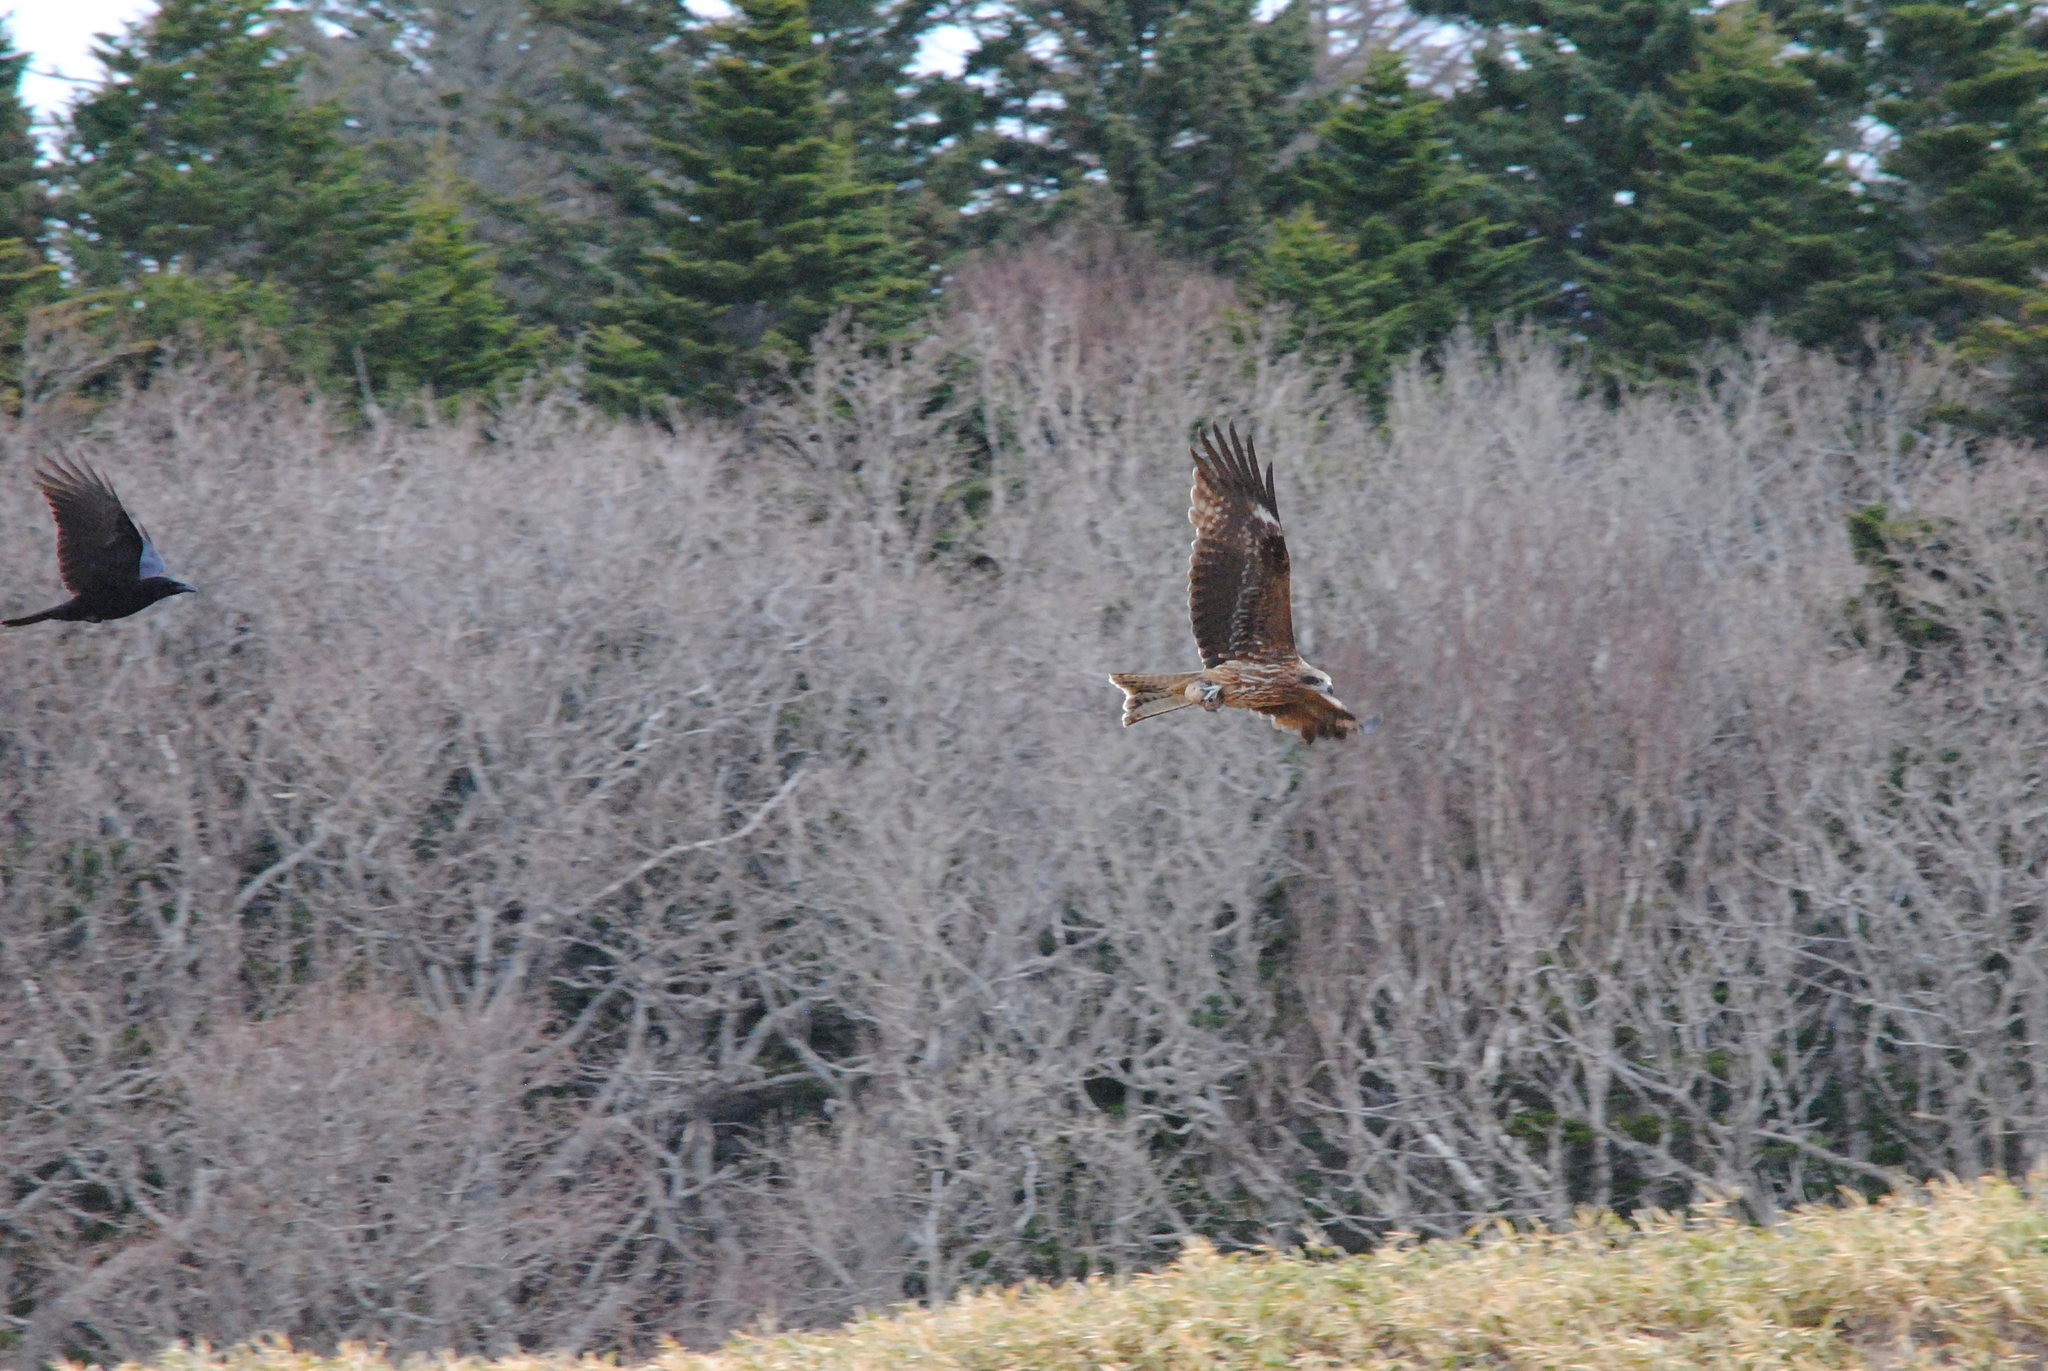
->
<box><xmin>2</xmin><ymin>605</ymin><xmax>61</xmax><ymax>628</ymax></box>
<box><xmin>1108</xmin><ymin>672</ymin><xmax>1201</xmax><ymax>726</ymax></box>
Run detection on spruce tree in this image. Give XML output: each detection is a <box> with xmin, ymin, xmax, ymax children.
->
<box><xmin>292</xmin><ymin>0</ymin><xmax>628</xmax><ymax>340</ymax></box>
<box><xmin>54</xmin><ymin>0</ymin><xmax>540</xmax><ymax>398</ymax></box>
<box><xmin>1395</xmin><ymin>0</ymin><xmax>1901</xmax><ymax>372</ymax></box>
<box><xmin>939</xmin><ymin>0</ymin><xmax>1319</xmax><ymax>263</ymax></box>
<box><xmin>1134</xmin><ymin>0</ymin><xmax>1318</xmax><ymax>263</ymax></box>
<box><xmin>0</xmin><ymin>19</ymin><xmax>54</xmax><ymax>412</ymax></box>
<box><xmin>805</xmin><ymin>0</ymin><xmax>957</xmax><ymax>191</ymax></box>
<box><xmin>58</xmin><ymin>0</ymin><xmax>402</xmax><ymax>326</ymax></box>
<box><xmin>1589</xmin><ymin>6</ymin><xmax>1891</xmax><ymax>372</ymax></box>
<box><xmin>551</xmin><ymin>0</ymin><xmax>943</xmax><ymax>189</ymax></box>
<box><xmin>1259</xmin><ymin>53</ymin><xmax>1539</xmax><ymax>389</ymax></box>
<box><xmin>359</xmin><ymin>178</ymin><xmax>553</xmax><ymax>397</ymax></box>
<box><xmin>1742</xmin><ymin>0</ymin><xmax>2048</xmax><ymax>426</ymax></box>
<box><xmin>584</xmin><ymin>0</ymin><xmax>925</xmax><ymax>414</ymax></box>
<box><xmin>1410</xmin><ymin>0</ymin><xmax>1703</xmax><ymax>335</ymax></box>
<box><xmin>0</xmin><ymin>18</ymin><xmax>43</xmax><ymax>253</ymax></box>
<box><xmin>1870</xmin><ymin>0</ymin><xmax>2048</xmax><ymax>425</ymax></box>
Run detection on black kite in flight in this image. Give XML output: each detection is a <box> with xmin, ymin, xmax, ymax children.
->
<box><xmin>1109</xmin><ymin>424</ymin><xmax>1359</xmax><ymax>744</ymax></box>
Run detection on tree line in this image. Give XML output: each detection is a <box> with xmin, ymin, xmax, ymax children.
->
<box><xmin>5</xmin><ymin>0</ymin><xmax>2048</xmax><ymax>416</ymax></box>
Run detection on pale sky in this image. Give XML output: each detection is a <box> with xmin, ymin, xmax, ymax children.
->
<box><xmin>11</xmin><ymin>0</ymin><xmax>157</xmax><ymax>127</ymax></box>
<box><xmin>6</xmin><ymin>0</ymin><xmax>972</xmax><ymax>137</ymax></box>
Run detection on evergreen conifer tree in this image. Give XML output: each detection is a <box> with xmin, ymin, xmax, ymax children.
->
<box><xmin>58</xmin><ymin>0</ymin><xmax>402</xmax><ymax>327</ymax></box>
<box><xmin>0</xmin><ymin>19</ymin><xmax>43</xmax><ymax>253</ymax></box>
<box><xmin>0</xmin><ymin>19</ymin><xmax>54</xmax><ymax>412</ymax></box>
<box><xmin>1259</xmin><ymin>53</ymin><xmax>1539</xmax><ymax>389</ymax></box>
<box><xmin>584</xmin><ymin>0</ymin><xmax>925</xmax><ymax>414</ymax></box>
<box><xmin>1589</xmin><ymin>6</ymin><xmax>1891</xmax><ymax>372</ymax></box>
<box><xmin>359</xmin><ymin>177</ymin><xmax>553</xmax><ymax>397</ymax></box>
<box><xmin>1732</xmin><ymin>0</ymin><xmax>2048</xmax><ymax>425</ymax></box>
<box><xmin>293</xmin><ymin>0</ymin><xmax>637</xmax><ymax>341</ymax></box>
<box><xmin>1410</xmin><ymin>0</ymin><xmax>1704</xmax><ymax>335</ymax></box>
<box><xmin>926</xmin><ymin>0</ymin><xmax>1317</xmax><ymax>262</ymax></box>
<box><xmin>805</xmin><ymin>0</ymin><xmax>958</xmax><ymax>190</ymax></box>
<box><xmin>1866</xmin><ymin>0</ymin><xmax>2048</xmax><ymax>425</ymax></box>
<box><xmin>1399</xmin><ymin>0</ymin><xmax>1897</xmax><ymax>372</ymax></box>
<box><xmin>54</xmin><ymin>0</ymin><xmax>540</xmax><ymax>398</ymax></box>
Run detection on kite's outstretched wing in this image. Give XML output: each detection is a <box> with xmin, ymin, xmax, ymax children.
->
<box><xmin>1188</xmin><ymin>423</ymin><xmax>1295</xmax><ymax>667</ymax></box>
<box><xmin>33</xmin><ymin>458</ymin><xmax>149</xmax><ymax>597</ymax></box>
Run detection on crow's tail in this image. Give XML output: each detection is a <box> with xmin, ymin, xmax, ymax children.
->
<box><xmin>1107</xmin><ymin>672</ymin><xmax>1202</xmax><ymax>726</ymax></box>
<box><xmin>3</xmin><ymin>605</ymin><xmax>63</xmax><ymax>627</ymax></box>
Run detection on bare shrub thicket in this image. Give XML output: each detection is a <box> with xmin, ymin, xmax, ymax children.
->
<box><xmin>1</xmin><ymin>236</ymin><xmax>2042</xmax><ymax>1365</ymax></box>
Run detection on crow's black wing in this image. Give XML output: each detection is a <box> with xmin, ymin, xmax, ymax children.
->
<box><xmin>1187</xmin><ymin>424</ymin><xmax>1295</xmax><ymax>667</ymax></box>
<box><xmin>33</xmin><ymin>458</ymin><xmax>149</xmax><ymax>597</ymax></box>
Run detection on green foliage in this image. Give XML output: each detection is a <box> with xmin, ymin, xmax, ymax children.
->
<box><xmin>1845</xmin><ymin>503</ymin><xmax>1961</xmax><ymax>664</ymax></box>
<box><xmin>0</xmin><ymin>18</ymin><xmax>43</xmax><ymax>252</ymax></box>
<box><xmin>805</xmin><ymin>0</ymin><xmax>957</xmax><ymax>189</ymax></box>
<box><xmin>936</xmin><ymin>0</ymin><xmax>1320</xmax><ymax>263</ymax></box>
<box><xmin>1758</xmin><ymin>0</ymin><xmax>2048</xmax><ymax>428</ymax></box>
<box><xmin>24</xmin><ymin>0</ymin><xmax>2048</xmax><ymax>425</ymax></box>
<box><xmin>584</xmin><ymin>0</ymin><xmax>926</xmax><ymax>414</ymax></box>
<box><xmin>73</xmin><ymin>271</ymin><xmax>315</xmax><ymax>359</ymax></box>
<box><xmin>58</xmin><ymin>0</ymin><xmax>403</xmax><ymax>320</ymax></box>
<box><xmin>1412</xmin><ymin>0</ymin><xmax>1705</xmax><ymax>334</ymax></box>
<box><xmin>52</xmin><ymin>0</ymin><xmax>539</xmax><ymax>402</ymax></box>
<box><xmin>1258</xmin><ymin>53</ymin><xmax>1541</xmax><ymax>391</ymax></box>
<box><xmin>1589</xmin><ymin>7</ymin><xmax>1891</xmax><ymax>372</ymax></box>
<box><xmin>290</xmin><ymin>0</ymin><xmax>625</xmax><ymax>342</ymax></box>
<box><xmin>0</xmin><ymin>20</ymin><xmax>55</xmax><ymax>411</ymax></box>
<box><xmin>1289</xmin><ymin>0</ymin><xmax>1905</xmax><ymax>385</ymax></box>
<box><xmin>1877</xmin><ymin>1</ymin><xmax>2048</xmax><ymax>428</ymax></box>
<box><xmin>358</xmin><ymin>179</ymin><xmax>553</xmax><ymax>398</ymax></box>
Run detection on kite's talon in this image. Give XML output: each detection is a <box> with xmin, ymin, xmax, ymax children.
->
<box><xmin>1197</xmin><ymin>680</ymin><xmax>1225</xmax><ymax>712</ymax></box>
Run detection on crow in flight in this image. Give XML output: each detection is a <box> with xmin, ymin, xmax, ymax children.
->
<box><xmin>5</xmin><ymin>458</ymin><xmax>196</xmax><ymax>627</ymax></box>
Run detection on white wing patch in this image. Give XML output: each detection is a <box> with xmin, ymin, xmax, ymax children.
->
<box><xmin>139</xmin><ymin>541</ymin><xmax>167</xmax><ymax>579</ymax></box>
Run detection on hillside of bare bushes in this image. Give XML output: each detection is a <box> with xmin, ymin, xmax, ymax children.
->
<box><xmin>4</xmin><ymin>235</ymin><xmax>2046</xmax><ymax>1367</ymax></box>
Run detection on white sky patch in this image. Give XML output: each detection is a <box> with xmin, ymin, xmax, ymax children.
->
<box><xmin>912</xmin><ymin>22</ymin><xmax>975</xmax><ymax>76</ymax></box>
<box><xmin>914</xmin><ymin>0</ymin><xmax>1289</xmax><ymax>83</ymax></box>
<box><xmin>10</xmin><ymin>0</ymin><xmax>750</xmax><ymax>128</ymax></box>
<box><xmin>11</xmin><ymin>0</ymin><xmax>156</xmax><ymax>125</ymax></box>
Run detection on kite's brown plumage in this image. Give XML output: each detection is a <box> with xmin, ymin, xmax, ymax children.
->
<box><xmin>1189</xmin><ymin>424</ymin><xmax>1295</xmax><ymax>667</ymax></box>
<box><xmin>1108</xmin><ymin>423</ymin><xmax>1360</xmax><ymax>745</ymax></box>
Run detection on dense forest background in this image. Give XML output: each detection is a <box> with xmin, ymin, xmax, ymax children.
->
<box><xmin>5</xmin><ymin>0</ymin><xmax>2048</xmax><ymax>1366</ymax></box>
<box><xmin>7</xmin><ymin>0</ymin><xmax>2048</xmax><ymax>416</ymax></box>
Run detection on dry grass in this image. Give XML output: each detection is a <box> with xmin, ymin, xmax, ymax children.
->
<box><xmin>97</xmin><ymin>1176</ymin><xmax>2048</xmax><ymax>1370</ymax></box>
<box><xmin>3</xmin><ymin>230</ymin><xmax>2046</xmax><ymax>1363</ymax></box>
